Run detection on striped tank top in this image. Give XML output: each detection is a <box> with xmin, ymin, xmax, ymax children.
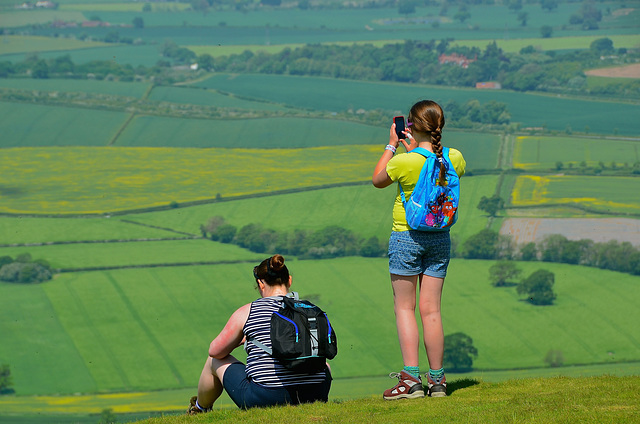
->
<box><xmin>243</xmin><ymin>296</ymin><xmax>328</xmax><ymax>388</ymax></box>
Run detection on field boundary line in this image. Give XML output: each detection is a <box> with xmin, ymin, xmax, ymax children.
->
<box><xmin>63</xmin><ymin>280</ymin><xmax>132</xmax><ymax>388</ymax></box>
<box><xmin>0</xmin><ymin>237</ymin><xmax>199</xmax><ymax>248</ymax></box>
<box><xmin>119</xmin><ymin>219</ymin><xmax>199</xmax><ymax>237</ymax></box>
<box><xmin>55</xmin><ymin>259</ymin><xmax>258</xmax><ymax>273</ymax></box>
<box><xmin>105</xmin><ymin>273</ymin><xmax>186</xmax><ymax>386</ymax></box>
<box><xmin>0</xmin><ymin>181</ymin><xmax>371</xmax><ymax>218</ymax></box>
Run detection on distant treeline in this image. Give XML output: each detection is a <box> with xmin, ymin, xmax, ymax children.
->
<box><xmin>202</xmin><ymin>39</ymin><xmax>640</xmax><ymax>99</ymax></box>
<box><xmin>461</xmin><ymin>229</ymin><xmax>640</xmax><ymax>276</ymax></box>
<box><xmin>201</xmin><ymin>216</ymin><xmax>387</xmax><ymax>259</ymax></box>
<box><xmin>1</xmin><ymin>37</ymin><xmax>638</xmax><ymax>101</ymax></box>
<box><xmin>202</xmin><ymin>216</ymin><xmax>640</xmax><ymax>276</ymax></box>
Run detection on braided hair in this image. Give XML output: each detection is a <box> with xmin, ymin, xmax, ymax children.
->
<box><xmin>407</xmin><ymin>100</ymin><xmax>447</xmax><ymax>186</ymax></box>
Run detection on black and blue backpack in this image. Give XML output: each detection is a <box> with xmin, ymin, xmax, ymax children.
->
<box><xmin>249</xmin><ymin>293</ymin><xmax>337</xmax><ymax>373</ymax></box>
<box><xmin>399</xmin><ymin>146</ymin><xmax>460</xmax><ymax>231</ymax></box>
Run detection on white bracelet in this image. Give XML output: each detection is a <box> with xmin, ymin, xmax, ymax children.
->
<box><xmin>385</xmin><ymin>144</ymin><xmax>396</xmax><ymax>154</ymax></box>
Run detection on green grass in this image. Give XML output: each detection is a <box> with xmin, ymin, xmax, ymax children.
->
<box><xmin>138</xmin><ymin>376</ymin><xmax>640</xmax><ymax>424</ymax></box>
<box><xmin>0</xmin><ymin>35</ymin><xmax>109</xmax><ymax>54</ymax></box>
<box><xmin>0</xmin><ymin>145</ymin><xmax>382</xmax><ymax>214</ymax></box>
<box><xmin>0</xmin><ymin>216</ymin><xmax>179</xmax><ymax>245</ymax></box>
<box><xmin>191</xmin><ymin>34</ymin><xmax>640</xmax><ymax>57</ymax></box>
<box><xmin>0</xmin><ymin>102</ymin><xmax>127</xmax><ymax>147</ymax></box>
<box><xmin>2</xmin><ymin>365</ymin><xmax>639</xmax><ymax>420</ymax></box>
<box><xmin>512</xmin><ymin>174</ymin><xmax>640</xmax><ymax>214</ymax></box>
<box><xmin>0</xmin><ymin>78</ymin><xmax>151</xmax><ymax>98</ymax></box>
<box><xmin>0</xmin><ymin>11</ymin><xmax>87</xmax><ymax>28</ymax></box>
<box><xmin>122</xmin><ymin>174</ymin><xmax>497</xmax><ymax>245</ymax></box>
<box><xmin>0</xmin><ymin>239</ymin><xmax>262</xmax><ymax>269</ymax></box>
<box><xmin>2</xmin><ymin>258</ymin><xmax>639</xmax><ymax>396</ymax></box>
<box><xmin>147</xmin><ymin>86</ymin><xmax>290</xmax><ymax>111</ymax></box>
<box><xmin>58</xmin><ymin>2</ymin><xmax>191</xmax><ymax>12</ymax></box>
<box><xmin>452</xmin><ymin>34</ymin><xmax>640</xmax><ymax>53</ymax></box>
<box><xmin>513</xmin><ymin>135</ymin><xmax>640</xmax><ymax>170</ymax></box>
<box><xmin>116</xmin><ymin>116</ymin><xmax>384</xmax><ymax>148</ymax></box>
<box><xmin>193</xmin><ymin>74</ymin><xmax>640</xmax><ymax>136</ymax></box>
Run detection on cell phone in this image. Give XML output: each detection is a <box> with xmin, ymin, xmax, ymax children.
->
<box><xmin>393</xmin><ymin>116</ymin><xmax>406</xmax><ymax>140</ymax></box>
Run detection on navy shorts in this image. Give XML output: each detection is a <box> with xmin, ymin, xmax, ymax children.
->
<box><xmin>388</xmin><ymin>230</ymin><xmax>451</xmax><ymax>278</ymax></box>
<box><xmin>222</xmin><ymin>362</ymin><xmax>332</xmax><ymax>409</ymax></box>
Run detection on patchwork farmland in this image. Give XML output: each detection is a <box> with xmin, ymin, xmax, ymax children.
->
<box><xmin>0</xmin><ymin>0</ymin><xmax>639</xmax><ymax>421</ymax></box>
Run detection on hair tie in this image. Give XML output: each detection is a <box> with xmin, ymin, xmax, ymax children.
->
<box><xmin>266</xmin><ymin>260</ymin><xmax>278</xmax><ymax>278</ymax></box>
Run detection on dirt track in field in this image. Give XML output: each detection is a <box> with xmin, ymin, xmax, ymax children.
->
<box><xmin>584</xmin><ymin>63</ymin><xmax>640</xmax><ymax>79</ymax></box>
<box><xmin>500</xmin><ymin>218</ymin><xmax>640</xmax><ymax>247</ymax></box>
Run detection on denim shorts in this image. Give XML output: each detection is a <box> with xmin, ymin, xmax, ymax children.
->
<box><xmin>388</xmin><ymin>230</ymin><xmax>451</xmax><ymax>278</ymax></box>
<box><xmin>223</xmin><ymin>362</ymin><xmax>332</xmax><ymax>409</ymax></box>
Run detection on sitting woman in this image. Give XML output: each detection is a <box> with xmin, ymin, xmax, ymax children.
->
<box><xmin>188</xmin><ymin>254</ymin><xmax>332</xmax><ymax>413</ymax></box>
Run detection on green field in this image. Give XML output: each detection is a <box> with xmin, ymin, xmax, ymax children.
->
<box><xmin>122</xmin><ymin>175</ymin><xmax>497</xmax><ymax>245</ymax></box>
<box><xmin>513</xmin><ymin>135</ymin><xmax>640</xmax><ymax>169</ymax></box>
<box><xmin>197</xmin><ymin>34</ymin><xmax>640</xmax><ymax>58</ymax></box>
<box><xmin>0</xmin><ymin>102</ymin><xmax>127</xmax><ymax>147</ymax></box>
<box><xmin>193</xmin><ymin>74</ymin><xmax>640</xmax><ymax>136</ymax></box>
<box><xmin>0</xmin><ymin>145</ymin><xmax>385</xmax><ymax>214</ymax></box>
<box><xmin>147</xmin><ymin>86</ymin><xmax>289</xmax><ymax>111</ymax></box>
<box><xmin>1</xmin><ymin>1</ymin><xmax>639</xmax><ymax>421</ymax></box>
<box><xmin>1</xmin><ymin>257</ymin><xmax>639</xmax><ymax>397</ymax></box>
<box><xmin>116</xmin><ymin>115</ymin><xmax>385</xmax><ymax>148</ymax></box>
<box><xmin>0</xmin><ymin>216</ymin><xmax>176</xmax><ymax>245</ymax></box>
<box><xmin>0</xmin><ymin>11</ymin><xmax>87</xmax><ymax>28</ymax></box>
<box><xmin>58</xmin><ymin>2</ymin><xmax>191</xmax><ymax>12</ymax></box>
<box><xmin>0</xmin><ymin>78</ymin><xmax>151</xmax><ymax>98</ymax></box>
<box><xmin>452</xmin><ymin>34</ymin><xmax>640</xmax><ymax>54</ymax></box>
<box><xmin>511</xmin><ymin>174</ymin><xmax>640</xmax><ymax>214</ymax></box>
<box><xmin>0</xmin><ymin>239</ymin><xmax>263</xmax><ymax>269</ymax></box>
<box><xmin>0</xmin><ymin>35</ymin><xmax>109</xmax><ymax>54</ymax></box>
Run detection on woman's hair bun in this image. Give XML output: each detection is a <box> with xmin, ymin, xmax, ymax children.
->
<box><xmin>269</xmin><ymin>254</ymin><xmax>285</xmax><ymax>272</ymax></box>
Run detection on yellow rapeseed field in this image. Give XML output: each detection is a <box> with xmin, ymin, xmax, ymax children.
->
<box><xmin>511</xmin><ymin>174</ymin><xmax>640</xmax><ymax>213</ymax></box>
<box><xmin>0</xmin><ymin>146</ymin><xmax>381</xmax><ymax>215</ymax></box>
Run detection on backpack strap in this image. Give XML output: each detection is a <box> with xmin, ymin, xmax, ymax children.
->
<box><xmin>246</xmin><ymin>292</ymin><xmax>299</xmax><ymax>355</ymax></box>
<box><xmin>399</xmin><ymin>147</ymin><xmax>434</xmax><ymax>205</ymax></box>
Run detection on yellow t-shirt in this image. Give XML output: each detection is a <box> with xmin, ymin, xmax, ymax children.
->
<box><xmin>386</xmin><ymin>148</ymin><xmax>466</xmax><ymax>232</ymax></box>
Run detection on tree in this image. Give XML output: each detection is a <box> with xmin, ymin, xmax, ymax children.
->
<box><xmin>132</xmin><ymin>17</ymin><xmax>144</xmax><ymax>29</ymax></box>
<box><xmin>517</xmin><ymin>269</ymin><xmax>556</xmax><ymax>305</ymax></box>
<box><xmin>590</xmin><ymin>38</ymin><xmax>614</xmax><ymax>54</ymax></box>
<box><xmin>443</xmin><ymin>332</ymin><xmax>478</xmax><ymax>372</ymax></box>
<box><xmin>0</xmin><ymin>364</ymin><xmax>13</xmax><ymax>394</ymax></box>
<box><xmin>489</xmin><ymin>260</ymin><xmax>522</xmax><ymax>287</ymax></box>
<box><xmin>477</xmin><ymin>195</ymin><xmax>504</xmax><ymax>217</ymax></box>
<box><xmin>544</xmin><ymin>349</ymin><xmax>564</xmax><ymax>367</ymax></box>
<box><xmin>31</xmin><ymin>60</ymin><xmax>49</xmax><ymax>79</ymax></box>
<box><xmin>540</xmin><ymin>0</ymin><xmax>558</xmax><ymax>12</ymax></box>
<box><xmin>454</xmin><ymin>6</ymin><xmax>471</xmax><ymax>23</ymax></box>
<box><xmin>519</xmin><ymin>242</ymin><xmax>537</xmax><ymax>261</ymax></box>
<box><xmin>463</xmin><ymin>229</ymin><xmax>499</xmax><ymax>259</ymax></box>
<box><xmin>360</xmin><ymin>236</ymin><xmax>385</xmax><ymax>258</ymax></box>
<box><xmin>98</xmin><ymin>408</ymin><xmax>117</xmax><ymax>424</ymax></box>
<box><xmin>517</xmin><ymin>11</ymin><xmax>528</xmax><ymax>26</ymax></box>
<box><xmin>398</xmin><ymin>0</ymin><xmax>416</xmax><ymax>16</ymax></box>
<box><xmin>213</xmin><ymin>224</ymin><xmax>237</xmax><ymax>244</ymax></box>
<box><xmin>198</xmin><ymin>53</ymin><xmax>215</xmax><ymax>71</ymax></box>
<box><xmin>540</xmin><ymin>25</ymin><xmax>553</xmax><ymax>38</ymax></box>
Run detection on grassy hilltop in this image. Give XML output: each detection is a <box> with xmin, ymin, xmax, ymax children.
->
<box><xmin>139</xmin><ymin>376</ymin><xmax>640</xmax><ymax>423</ymax></box>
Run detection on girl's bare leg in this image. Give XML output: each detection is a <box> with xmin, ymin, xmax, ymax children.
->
<box><xmin>391</xmin><ymin>274</ymin><xmax>420</xmax><ymax>367</ymax></box>
<box><xmin>418</xmin><ymin>274</ymin><xmax>445</xmax><ymax>370</ymax></box>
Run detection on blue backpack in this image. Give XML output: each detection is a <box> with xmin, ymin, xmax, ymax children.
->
<box><xmin>399</xmin><ymin>147</ymin><xmax>460</xmax><ymax>231</ymax></box>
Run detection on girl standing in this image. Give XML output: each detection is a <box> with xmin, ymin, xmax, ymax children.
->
<box><xmin>372</xmin><ymin>100</ymin><xmax>466</xmax><ymax>399</ymax></box>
